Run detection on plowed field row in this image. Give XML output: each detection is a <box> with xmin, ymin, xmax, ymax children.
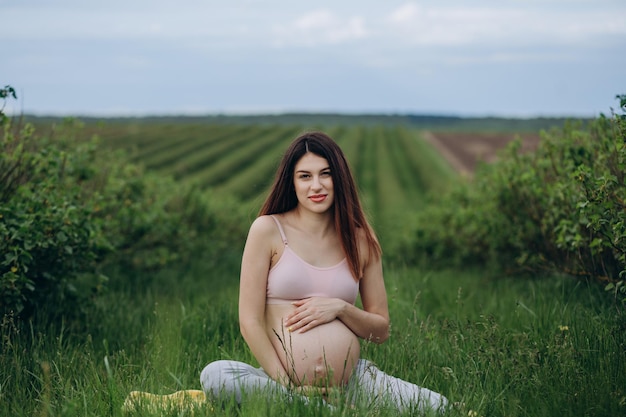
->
<box><xmin>423</xmin><ymin>131</ymin><xmax>541</xmax><ymax>176</ymax></box>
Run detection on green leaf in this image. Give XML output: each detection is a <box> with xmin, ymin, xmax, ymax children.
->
<box><xmin>57</xmin><ymin>231</ymin><xmax>67</xmax><ymax>242</ymax></box>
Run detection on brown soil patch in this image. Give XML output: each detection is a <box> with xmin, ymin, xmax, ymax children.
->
<box><xmin>422</xmin><ymin>131</ymin><xmax>541</xmax><ymax>176</ymax></box>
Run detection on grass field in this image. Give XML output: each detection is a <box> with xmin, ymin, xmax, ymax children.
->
<box><xmin>2</xmin><ymin>120</ymin><xmax>624</xmax><ymax>417</ymax></box>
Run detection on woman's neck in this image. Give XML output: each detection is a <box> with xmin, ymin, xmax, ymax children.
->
<box><xmin>291</xmin><ymin>207</ymin><xmax>335</xmax><ymax>238</ymax></box>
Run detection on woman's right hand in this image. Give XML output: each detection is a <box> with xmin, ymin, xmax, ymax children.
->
<box><xmin>284</xmin><ymin>297</ymin><xmax>346</xmax><ymax>333</ymax></box>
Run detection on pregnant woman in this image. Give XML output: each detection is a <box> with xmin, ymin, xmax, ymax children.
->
<box><xmin>200</xmin><ymin>131</ymin><xmax>448</xmax><ymax>413</ymax></box>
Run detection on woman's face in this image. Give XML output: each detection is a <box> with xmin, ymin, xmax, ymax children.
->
<box><xmin>293</xmin><ymin>153</ymin><xmax>334</xmax><ymax>214</ymax></box>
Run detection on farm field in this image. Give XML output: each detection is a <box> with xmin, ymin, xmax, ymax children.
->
<box><xmin>423</xmin><ymin>131</ymin><xmax>542</xmax><ymax>176</ymax></box>
<box><xmin>3</xmin><ymin>117</ymin><xmax>624</xmax><ymax>417</ymax></box>
<box><xmin>87</xmin><ymin>121</ymin><xmax>543</xmax><ymax>245</ymax></box>
<box><xmin>87</xmin><ymin>122</ymin><xmax>459</xmax><ymax>252</ymax></box>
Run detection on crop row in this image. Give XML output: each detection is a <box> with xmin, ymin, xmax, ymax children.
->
<box><xmin>91</xmin><ymin>123</ymin><xmax>456</xmax><ymax>238</ymax></box>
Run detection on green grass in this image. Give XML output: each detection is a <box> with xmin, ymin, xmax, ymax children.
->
<box><xmin>215</xmin><ymin>126</ymin><xmax>304</xmax><ymax>200</ymax></box>
<box><xmin>354</xmin><ymin>127</ymin><xmax>380</xmax><ymax>227</ymax></box>
<box><xmin>2</xmin><ymin>263</ymin><xmax>624</xmax><ymax>417</ymax></box>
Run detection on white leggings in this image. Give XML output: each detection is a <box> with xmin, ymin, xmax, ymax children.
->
<box><xmin>200</xmin><ymin>359</ymin><xmax>448</xmax><ymax>413</ymax></box>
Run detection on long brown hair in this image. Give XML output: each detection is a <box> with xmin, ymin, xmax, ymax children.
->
<box><xmin>259</xmin><ymin>131</ymin><xmax>381</xmax><ymax>280</ymax></box>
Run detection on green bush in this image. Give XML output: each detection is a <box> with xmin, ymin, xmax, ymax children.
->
<box><xmin>406</xmin><ymin>97</ymin><xmax>625</xmax><ymax>302</ymax></box>
<box><xmin>0</xmin><ymin>118</ymin><xmax>247</xmax><ymax>320</ymax></box>
<box><xmin>0</xmin><ymin>85</ymin><xmax>17</xmax><ymax>125</ymax></box>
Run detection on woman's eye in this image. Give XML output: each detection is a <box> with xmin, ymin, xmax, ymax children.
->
<box><xmin>321</xmin><ymin>171</ymin><xmax>331</xmax><ymax>177</ymax></box>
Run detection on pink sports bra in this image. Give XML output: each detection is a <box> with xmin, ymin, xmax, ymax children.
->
<box><xmin>266</xmin><ymin>216</ymin><xmax>359</xmax><ymax>305</ymax></box>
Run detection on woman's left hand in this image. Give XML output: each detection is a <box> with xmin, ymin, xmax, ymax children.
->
<box><xmin>284</xmin><ymin>297</ymin><xmax>346</xmax><ymax>333</ymax></box>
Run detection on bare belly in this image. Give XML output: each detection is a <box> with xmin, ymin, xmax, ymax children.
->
<box><xmin>265</xmin><ymin>304</ymin><xmax>360</xmax><ymax>387</ymax></box>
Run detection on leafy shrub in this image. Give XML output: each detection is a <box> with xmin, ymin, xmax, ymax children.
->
<box><xmin>1</xmin><ymin>118</ymin><xmax>247</xmax><ymax>320</ymax></box>
<box><xmin>0</xmin><ymin>85</ymin><xmax>17</xmax><ymax>125</ymax></box>
<box><xmin>1</xmin><ymin>121</ymin><xmax>95</xmax><ymax>317</ymax></box>
<box><xmin>405</xmin><ymin>96</ymin><xmax>625</xmax><ymax>302</ymax></box>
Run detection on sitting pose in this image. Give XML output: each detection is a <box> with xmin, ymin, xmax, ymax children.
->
<box><xmin>200</xmin><ymin>131</ymin><xmax>448</xmax><ymax>413</ymax></box>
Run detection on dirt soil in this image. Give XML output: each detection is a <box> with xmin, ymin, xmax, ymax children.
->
<box><xmin>422</xmin><ymin>131</ymin><xmax>541</xmax><ymax>176</ymax></box>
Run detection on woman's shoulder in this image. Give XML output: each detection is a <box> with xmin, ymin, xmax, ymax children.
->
<box><xmin>355</xmin><ymin>224</ymin><xmax>381</xmax><ymax>264</ymax></box>
<box><xmin>248</xmin><ymin>214</ymin><xmax>288</xmax><ymax>244</ymax></box>
<box><xmin>355</xmin><ymin>224</ymin><xmax>375</xmax><ymax>244</ymax></box>
<box><xmin>249</xmin><ymin>214</ymin><xmax>278</xmax><ymax>234</ymax></box>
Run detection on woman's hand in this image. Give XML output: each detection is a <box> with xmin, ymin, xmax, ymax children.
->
<box><xmin>284</xmin><ymin>297</ymin><xmax>346</xmax><ymax>333</ymax></box>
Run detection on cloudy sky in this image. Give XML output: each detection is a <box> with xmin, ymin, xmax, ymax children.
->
<box><xmin>2</xmin><ymin>0</ymin><xmax>625</xmax><ymax>117</ymax></box>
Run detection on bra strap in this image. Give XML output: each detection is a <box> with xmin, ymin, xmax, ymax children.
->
<box><xmin>270</xmin><ymin>215</ymin><xmax>288</xmax><ymax>245</ymax></box>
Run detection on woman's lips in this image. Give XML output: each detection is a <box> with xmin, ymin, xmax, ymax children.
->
<box><xmin>309</xmin><ymin>194</ymin><xmax>327</xmax><ymax>203</ymax></box>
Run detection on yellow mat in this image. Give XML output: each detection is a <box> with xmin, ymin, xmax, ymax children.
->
<box><xmin>122</xmin><ymin>389</ymin><xmax>212</xmax><ymax>414</ymax></box>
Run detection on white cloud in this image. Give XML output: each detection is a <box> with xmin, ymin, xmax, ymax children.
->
<box><xmin>3</xmin><ymin>1</ymin><xmax>623</xmax><ymax>50</ymax></box>
<box><xmin>271</xmin><ymin>9</ymin><xmax>368</xmax><ymax>47</ymax></box>
<box><xmin>383</xmin><ymin>2</ymin><xmax>626</xmax><ymax>47</ymax></box>
<box><xmin>0</xmin><ymin>3</ymin><xmax>259</xmax><ymax>41</ymax></box>
<box><xmin>293</xmin><ymin>10</ymin><xmax>335</xmax><ymax>31</ymax></box>
<box><xmin>388</xmin><ymin>2</ymin><xmax>422</xmax><ymax>24</ymax></box>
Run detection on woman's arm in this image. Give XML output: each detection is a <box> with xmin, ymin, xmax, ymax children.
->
<box><xmin>337</xmin><ymin>251</ymin><xmax>389</xmax><ymax>343</ymax></box>
<box><xmin>238</xmin><ymin>216</ymin><xmax>292</xmax><ymax>384</ymax></box>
